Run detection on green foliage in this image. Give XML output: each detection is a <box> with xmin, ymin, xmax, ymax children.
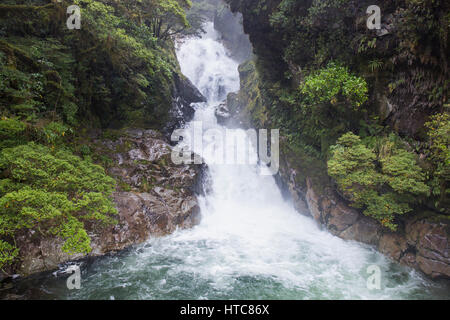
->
<box><xmin>184</xmin><ymin>0</ymin><xmax>212</xmax><ymax>37</ymax></box>
<box><xmin>0</xmin><ymin>143</ymin><xmax>117</xmax><ymax>269</ymax></box>
<box><xmin>368</xmin><ymin>59</ymin><xmax>384</xmax><ymax>73</ymax></box>
<box><xmin>305</xmin><ymin>0</ymin><xmax>350</xmax><ymax>25</ymax></box>
<box><xmin>0</xmin><ymin>117</ymin><xmax>27</xmax><ymax>150</ymax></box>
<box><xmin>361</xmin><ymin>191</ymin><xmax>412</xmax><ymax>231</ymax></box>
<box><xmin>57</xmin><ymin>216</ymin><xmax>91</xmax><ymax>255</ymax></box>
<box><xmin>41</xmin><ymin>121</ymin><xmax>71</xmax><ymax>146</ymax></box>
<box><xmin>328</xmin><ymin>133</ymin><xmax>380</xmax><ymax>191</ymax></box>
<box><xmin>380</xmin><ymin>149</ymin><xmax>430</xmax><ymax>195</ymax></box>
<box><xmin>0</xmin><ymin>143</ymin><xmax>116</xmax><ymax>194</ymax></box>
<box><xmin>0</xmin><ymin>240</ymin><xmax>18</xmax><ymax>268</ymax></box>
<box><xmin>0</xmin><ymin>0</ymin><xmax>195</xmax><ymax>129</ymax></box>
<box><xmin>0</xmin><ymin>0</ymin><xmax>199</xmax><ymax>271</ymax></box>
<box><xmin>425</xmin><ymin>112</ymin><xmax>450</xmax><ymax>210</ymax></box>
<box><xmin>300</xmin><ymin>62</ymin><xmax>368</xmax><ymax>108</ymax></box>
<box><xmin>0</xmin><ymin>37</ymin><xmax>77</xmax><ymax>124</ymax></box>
<box><xmin>328</xmin><ymin>132</ymin><xmax>430</xmax><ymax>230</ymax></box>
<box><xmin>425</xmin><ymin>112</ymin><xmax>450</xmax><ymax>168</ymax></box>
<box><xmin>112</xmin><ymin>0</ymin><xmax>193</xmax><ymax>39</ymax></box>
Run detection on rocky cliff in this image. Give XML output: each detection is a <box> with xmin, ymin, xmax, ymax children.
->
<box><xmin>222</xmin><ymin>0</ymin><xmax>450</xmax><ymax>279</ymax></box>
<box><xmin>213</xmin><ymin>6</ymin><xmax>252</xmax><ymax>63</ymax></box>
<box><xmin>7</xmin><ymin>128</ymin><xmax>207</xmax><ymax>277</ymax></box>
<box><xmin>226</xmin><ymin>56</ymin><xmax>450</xmax><ymax>280</ymax></box>
<box><xmin>0</xmin><ymin>63</ymin><xmax>207</xmax><ymax>279</ymax></box>
<box><xmin>283</xmin><ymin>164</ymin><xmax>450</xmax><ymax>279</ymax></box>
<box><xmin>0</xmin><ymin>0</ymin><xmax>209</xmax><ymax>281</ymax></box>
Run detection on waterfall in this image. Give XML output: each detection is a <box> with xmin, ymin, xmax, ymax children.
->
<box><xmin>62</xmin><ymin>22</ymin><xmax>448</xmax><ymax>300</ymax></box>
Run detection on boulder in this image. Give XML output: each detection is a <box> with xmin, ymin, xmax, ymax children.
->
<box><xmin>326</xmin><ymin>202</ymin><xmax>360</xmax><ymax>235</ymax></box>
<box><xmin>164</xmin><ymin>74</ymin><xmax>206</xmax><ymax>139</ymax></box>
<box><xmin>405</xmin><ymin>219</ymin><xmax>450</xmax><ymax>279</ymax></box>
<box><xmin>173</xmin><ymin>73</ymin><xmax>206</xmax><ymax>105</ymax></box>
<box><xmin>214</xmin><ymin>102</ymin><xmax>232</xmax><ymax>125</ymax></box>
<box><xmin>378</xmin><ymin>233</ymin><xmax>408</xmax><ymax>261</ymax></box>
<box><xmin>338</xmin><ymin>217</ymin><xmax>381</xmax><ymax>246</ymax></box>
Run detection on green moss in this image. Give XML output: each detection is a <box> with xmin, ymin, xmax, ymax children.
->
<box><xmin>117</xmin><ymin>180</ymin><xmax>132</xmax><ymax>192</ymax></box>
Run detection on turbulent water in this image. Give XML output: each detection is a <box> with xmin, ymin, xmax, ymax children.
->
<box><xmin>4</xmin><ymin>23</ymin><xmax>449</xmax><ymax>300</ymax></box>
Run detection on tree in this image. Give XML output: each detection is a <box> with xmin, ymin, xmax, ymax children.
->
<box><xmin>121</xmin><ymin>0</ymin><xmax>193</xmax><ymax>40</ymax></box>
<box><xmin>328</xmin><ymin>132</ymin><xmax>430</xmax><ymax>230</ymax></box>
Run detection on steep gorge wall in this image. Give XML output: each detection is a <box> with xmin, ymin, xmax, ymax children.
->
<box><xmin>214</xmin><ymin>6</ymin><xmax>252</xmax><ymax>63</ymax></box>
<box><xmin>224</xmin><ymin>0</ymin><xmax>450</xmax><ymax>279</ymax></box>
<box><xmin>0</xmin><ymin>0</ymin><xmax>207</xmax><ymax>280</ymax></box>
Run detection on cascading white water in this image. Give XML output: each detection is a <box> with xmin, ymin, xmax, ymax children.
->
<box><xmin>62</xmin><ymin>22</ymin><xmax>449</xmax><ymax>300</ymax></box>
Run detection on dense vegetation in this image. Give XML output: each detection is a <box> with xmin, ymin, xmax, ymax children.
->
<box><xmin>226</xmin><ymin>0</ymin><xmax>449</xmax><ymax>230</ymax></box>
<box><xmin>0</xmin><ymin>0</ymin><xmax>196</xmax><ymax>270</ymax></box>
<box><xmin>0</xmin><ymin>0</ymin><xmax>448</xmax><ymax>272</ymax></box>
<box><xmin>328</xmin><ymin>132</ymin><xmax>430</xmax><ymax>230</ymax></box>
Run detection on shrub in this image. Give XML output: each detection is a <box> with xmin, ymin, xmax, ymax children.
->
<box><xmin>425</xmin><ymin>112</ymin><xmax>450</xmax><ymax>210</ymax></box>
<box><xmin>41</xmin><ymin>121</ymin><xmax>71</xmax><ymax>146</ymax></box>
<box><xmin>0</xmin><ymin>117</ymin><xmax>27</xmax><ymax>150</ymax></box>
<box><xmin>0</xmin><ymin>240</ymin><xmax>18</xmax><ymax>269</ymax></box>
<box><xmin>300</xmin><ymin>62</ymin><xmax>368</xmax><ymax>108</ymax></box>
<box><xmin>0</xmin><ymin>142</ymin><xmax>117</xmax><ymax>269</ymax></box>
<box><xmin>328</xmin><ymin>132</ymin><xmax>430</xmax><ymax>230</ymax></box>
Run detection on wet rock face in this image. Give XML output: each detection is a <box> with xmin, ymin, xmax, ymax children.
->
<box><xmin>174</xmin><ymin>74</ymin><xmax>207</xmax><ymax>106</ymax></box>
<box><xmin>375</xmin><ymin>220</ymin><xmax>450</xmax><ymax>279</ymax></box>
<box><xmin>165</xmin><ymin>74</ymin><xmax>207</xmax><ymax>139</ymax></box>
<box><xmin>213</xmin><ymin>6</ymin><xmax>252</xmax><ymax>63</ymax></box>
<box><xmin>378</xmin><ymin>233</ymin><xmax>409</xmax><ymax>262</ymax></box>
<box><xmin>279</xmin><ymin>167</ymin><xmax>450</xmax><ymax>279</ymax></box>
<box><xmin>303</xmin><ymin>178</ymin><xmax>382</xmax><ymax>246</ymax></box>
<box><xmin>275</xmin><ymin>152</ymin><xmax>450</xmax><ymax>279</ymax></box>
<box><xmin>214</xmin><ymin>102</ymin><xmax>232</xmax><ymax>125</ymax></box>
<box><xmin>405</xmin><ymin>220</ymin><xmax>450</xmax><ymax>279</ymax></box>
<box><xmin>105</xmin><ymin>129</ymin><xmax>205</xmax><ymax>193</ymax></box>
<box><xmin>13</xmin><ymin>129</ymin><xmax>206</xmax><ymax>276</ymax></box>
<box><xmin>97</xmin><ymin>128</ymin><xmax>206</xmax><ymax>238</ymax></box>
